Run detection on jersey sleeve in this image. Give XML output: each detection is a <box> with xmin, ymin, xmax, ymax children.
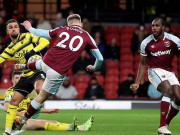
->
<box><xmin>170</xmin><ymin>34</ymin><xmax>180</xmax><ymax>50</ymax></box>
<box><xmin>0</xmin><ymin>44</ymin><xmax>15</xmax><ymax>64</ymax></box>
<box><xmin>140</xmin><ymin>40</ymin><xmax>148</xmax><ymax>56</ymax></box>
<box><xmin>4</xmin><ymin>89</ymin><xmax>13</xmax><ymax>102</ymax></box>
<box><xmin>49</xmin><ymin>27</ymin><xmax>61</xmax><ymax>38</ymax></box>
<box><xmin>86</xmin><ymin>32</ymin><xmax>98</xmax><ymax>50</ymax></box>
<box><xmin>31</xmin><ymin>33</ymin><xmax>50</xmax><ymax>52</ymax></box>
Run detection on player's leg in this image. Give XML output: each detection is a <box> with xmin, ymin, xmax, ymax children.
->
<box><xmin>157</xmin><ymin>81</ymin><xmax>172</xmax><ymax>128</ymax></box>
<box><xmin>22</xmin><ymin>118</ymin><xmax>77</xmax><ymax>131</ymax></box>
<box><xmin>21</xmin><ymin>119</ymin><xmax>56</xmax><ymax>130</ymax></box>
<box><xmin>16</xmin><ymin>65</ymin><xmax>66</xmax><ymax>130</ymax></box>
<box><xmin>33</xmin><ymin>72</ymin><xmax>46</xmax><ymax>94</ymax></box>
<box><xmin>166</xmin><ymin>85</ymin><xmax>180</xmax><ymax>126</ymax></box>
<box><xmin>25</xmin><ymin>90</ymin><xmax>52</xmax><ymax>119</ymax></box>
<box><xmin>148</xmin><ymin>69</ymin><xmax>172</xmax><ymax>134</ymax></box>
<box><xmin>14</xmin><ymin>59</ymin><xmax>42</xmax><ymax>71</ymax></box>
<box><xmin>15</xmin><ymin>90</ymin><xmax>51</xmax><ymax>130</ymax></box>
<box><xmin>4</xmin><ymin>75</ymin><xmax>33</xmax><ymax>134</ymax></box>
<box><xmin>44</xmin><ymin>117</ymin><xmax>78</xmax><ymax>131</ymax></box>
<box><xmin>4</xmin><ymin>91</ymin><xmax>25</xmax><ymax>135</ymax></box>
<box><xmin>34</xmin><ymin>79</ymin><xmax>44</xmax><ymax>94</ymax></box>
<box><xmin>78</xmin><ymin>116</ymin><xmax>94</xmax><ymax>131</ymax></box>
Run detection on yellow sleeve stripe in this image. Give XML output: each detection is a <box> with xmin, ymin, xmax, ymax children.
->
<box><xmin>0</xmin><ymin>55</ymin><xmax>8</xmax><ymax>60</ymax></box>
<box><xmin>4</xmin><ymin>50</ymin><xmax>14</xmax><ymax>57</ymax></box>
<box><xmin>36</xmin><ymin>37</ymin><xmax>40</xmax><ymax>45</ymax></box>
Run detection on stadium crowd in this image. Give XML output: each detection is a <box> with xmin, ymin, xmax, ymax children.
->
<box><xmin>1</xmin><ymin>8</ymin><xmax>180</xmax><ymax>100</ymax></box>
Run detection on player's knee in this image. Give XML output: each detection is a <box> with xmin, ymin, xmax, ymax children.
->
<box><xmin>174</xmin><ymin>95</ymin><xmax>180</xmax><ymax>104</ymax></box>
<box><xmin>35</xmin><ymin>87</ymin><xmax>42</xmax><ymax>94</ymax></box>
<box><xmin>162</xmin><ymin>86</ymin><xmax>172</xmax><ymax>97</ymax></box>
<box><xmin>10</xmin><ymin>98</ymin><xmax>20</xmax><ymax>106</ymax></box>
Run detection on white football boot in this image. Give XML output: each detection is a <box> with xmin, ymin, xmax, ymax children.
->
<box><xmin>158</xmin><ymin>126</ymin><xmax>171</xmax><ymax>135</ymax></box>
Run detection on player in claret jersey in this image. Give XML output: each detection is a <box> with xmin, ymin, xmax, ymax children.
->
<box><xmin>15</xmin><ymin>14</ymin><xmax>103</xmax><ymax>130</ymax></box>
<box><xmin>130</xmin><ymin>18</ymin><xmax>180</xmax><ymax>135</ymax></box>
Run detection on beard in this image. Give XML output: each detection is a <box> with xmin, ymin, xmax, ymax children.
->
<box><xmin>154</xmin><ymin>29</ymin><xmax>163</xmax><ymax>38</ymax></box>
<box><xmin>11</xmin><ymin>34</ymin><xmax>19</xmax><ymax>39</ymax></box>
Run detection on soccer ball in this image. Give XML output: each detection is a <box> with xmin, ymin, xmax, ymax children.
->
<box><xmin>27</xmin><ymin>55</ymin><xmax>42</xmax><ymax>64</ymax></box>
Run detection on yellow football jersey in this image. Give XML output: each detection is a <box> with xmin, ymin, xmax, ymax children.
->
<box><xmin>0</xmin><ymin>33</ymin><xmax>49</xmax><ymax>77</ymax></box>
<box><xmin>4</xmin><ymin>87</ymin><xmax>31</xmax><ymax>114</ymax></box>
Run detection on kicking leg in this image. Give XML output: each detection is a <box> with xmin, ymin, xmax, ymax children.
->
<box><xmin>16</xmin><ymin>90</ymin><xmax>52</xmax><ymax>130</ymax></box>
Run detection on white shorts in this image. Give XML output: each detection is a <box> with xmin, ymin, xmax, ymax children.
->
<box><xmin>41</xmin><ymin>61</ymin><xmax>66</xmax><ymax>95</ymax></box>
<box><xmin>148</xmin><ymin>68</ymin><xmax>179</xmax><ymax>88</ymax></box>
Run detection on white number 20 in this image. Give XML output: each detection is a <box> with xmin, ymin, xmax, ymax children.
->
<box><xmin>56</xmin><ymin>32</ymin><xmax>83</xmax><ymax>51</ymax></box>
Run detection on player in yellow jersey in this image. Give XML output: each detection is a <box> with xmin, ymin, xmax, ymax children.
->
<box><xmin>1</xmin><ymin>19</ymin><xmax>49</xmax><ymax>135</ymax></box>
<box><xmin>3</xmin><ymin>71</ymin><xmax>93</xmax><ymax>134</ymax></box>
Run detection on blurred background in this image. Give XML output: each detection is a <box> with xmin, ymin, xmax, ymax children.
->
<box><xmin>0</xmin><ymin>0</ymin><xmax>180</xmax><ymax>102</ymax></box>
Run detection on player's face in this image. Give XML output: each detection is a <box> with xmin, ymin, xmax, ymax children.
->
<box><xmin>151</xmin><ymin>20</ymin><xmax>164</xmax><ymax>37</ymax></box>
<box><xmin>12</xmin><ymin>74</ymin><xmax>22</xmax><ymax>86</ymax></box>
<box><xmin>6</xmin><ymin>22</ymin><xmax>20</xmax><ymax>38</ymax></box>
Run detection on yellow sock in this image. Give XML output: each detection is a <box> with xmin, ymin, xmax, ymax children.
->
<box><xmin>5</xmin><ymin>104</ymin><xmax>18</xmax><ymax>133</ymax></box>
<box><xmin>44</xmin><ymin>122</ymin><xmax>70</xmax><ymax>131</ymax></box>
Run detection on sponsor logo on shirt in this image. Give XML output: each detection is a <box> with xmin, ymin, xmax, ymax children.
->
<box><xmin>150</xmin><ymin>49</ymin><xmax>171</xmax><ymax>56</ymax></box>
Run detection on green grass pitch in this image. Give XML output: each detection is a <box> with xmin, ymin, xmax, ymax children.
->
<box><xmin>0</xmin><ymin>109</ymin><xmax>180</xmax><ymax>135</ymax></box>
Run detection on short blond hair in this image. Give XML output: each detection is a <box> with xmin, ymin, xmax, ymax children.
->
<box><xmin>67</xmin><ymin>14</ymin><xmax>81</xmax><ymax>23</ymax></box>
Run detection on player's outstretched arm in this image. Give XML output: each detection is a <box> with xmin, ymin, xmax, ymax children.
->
<box><xmin>130</xmin><ymin>56</ymin><xmax>147</xmax><ymax>93</ymax></box>
<box><xmin>21</xmin><ymin>20</ymin><xmax>51</xmax><ymax>39</ymax></box>
<box><xmin>87</xmin><ymin>49</ymin><xmax>103</xmax><ymax>72</ymax></box>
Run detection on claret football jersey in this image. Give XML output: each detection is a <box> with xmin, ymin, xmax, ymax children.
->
<box><xmin>43</xmin><ymin>25</ymin><xmax>98</xmax><ymax>75</ymax></box>
<box><xmin>140</xmin><ymin>32</ymin><xmax>180</xmax><ymax>71</ymax></box>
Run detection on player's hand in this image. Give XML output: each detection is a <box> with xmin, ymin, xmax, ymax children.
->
<box><xmin>86</xmin><ymin>65</ymin><xmax>94</xmax><ymax>72</ymax></box>
<box><xmin>21</xmin><ymin>20</ymin><xmax>32</xmax><ymax>30</ymax></box>
<box><xmin>24</xmin><ymin>49</ymin><xmax>36</xmax><ymax>61</ymax></box>
<box><xmin>130</xmin><ymin>83</ymin><xmax>139</xmax><ymax>93</ymax></box>
<box><xmin>47</xmin><ymin>109</ymin><xmax>60</xmax><ymax>114</ymax></box>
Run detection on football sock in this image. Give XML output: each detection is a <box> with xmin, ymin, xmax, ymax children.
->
<box><xmin>5</xmin><ymin>104</ymin><xmax>18</xmax><ymax>134</ymax></box>
<box><xmin>26</xmin><ymin>62</ymin><xmax>36</xmax><ymax>70</ymax></box>
<box><xmin>24</xmin><ymin>100</ymin><xmax>41</xmax><ymax>119</ymax></box>
<box><xmin>166</xmin><ymin>101</ymin><xmax>179</xmax><ymax>126</ymax></box>
<box><xmin>77</xmin><ymin>125</ymin><xmax>85</xmax><ymax>131</ymax></box>
<box><xmin>159</xmin><ymin>96</ymin><xmax>170</xmax><ymax>127</ymax></box>
<box><xmin>44</xmin><ymin>122</ymin><xmax>70</xmax><ymax>131</ymax></box>
<box><xmin>35</xmin><ymin>59</ymin><xmax>42</xmax><ymax>70</ymax></box>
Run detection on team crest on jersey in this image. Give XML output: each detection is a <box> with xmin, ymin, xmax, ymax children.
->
<box><xmin>164</xmin><ymin>41</ymin><xmax>170</xmax><ymax>47</ymax></box>
<box><xmin>161</xmin><ymin>75</ymin><xmax>166</xmax><ymax>78</ymax></box>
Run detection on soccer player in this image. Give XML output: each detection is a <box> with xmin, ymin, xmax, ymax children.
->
<box><xmin>3</xmin><ymin>71</ymin><xmax>94</xmax><ymax>134</ymax></box>
<box><xmin>1</xmin><ymin>19</ymin><xmax>49</xmax><ymax>135</ymax></box>
<box><xmin>130</xmin><ymin>18</ymin><xmax>180</xmax><ymax>135</ymax></box>
<box><xmin>15</xmin><ymin>14</ymin><xmax>103</xmax><ymax>130</ymax></box>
